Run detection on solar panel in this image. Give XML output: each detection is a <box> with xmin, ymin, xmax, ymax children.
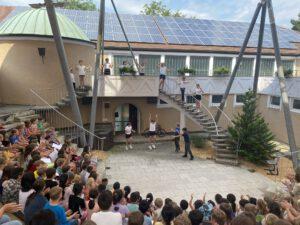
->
<box><xmin>1</xmin><ymin>6</ymin><xmax>300</xmax><ymax>49</ymax></box>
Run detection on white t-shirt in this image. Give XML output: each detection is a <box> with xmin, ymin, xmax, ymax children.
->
<box><xmin>77</xmin><ymin>65</ymin><xmax>86</xmax><ymax>75</ymax></box>
<box><xmin>91</xmin><ymin>211</ymin><xmax>122</xmax><ymax>225</ymax></box>
<box><xmin>149</xmin><ymin>122</ymin><xmax>156</xmax><ymax>132</ymax></box>
<box><xmin>179</xmin><ymin>80</ymin><xmax>188</xmax><ymax>89</ymax></box>
<box><xmin>104</xmin><ymin>63</ymin><xmax>111</xmax><ymax>70</ymax></box>
<box><xmin>70</xmin><ymin>73</ymin><xmax>75</xmax><ymax>83</ymax></box>
<box><xmin>195</xmin><ymin>87</ymin><xmax>202</xmax><ymax>95</ymax></box>
<box><xmin>125</xmin><ymin>125</ymin><xmax>132</xmax><ymax>135</ymax></box>
<box><xmin>160</xmin><ymin>66</ymin><xmax>167</xmax><ymax>75</ymax></box>
<box><xmin>19</xmin><ymin>189</ymin><xmax>35</xmax><ymax>211</ymax></box>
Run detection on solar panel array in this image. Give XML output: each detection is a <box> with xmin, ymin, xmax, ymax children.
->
<box><xmin>1</xmin><ymin>6</ymin><xmax>300</xmax><ymax>49</ymax></box>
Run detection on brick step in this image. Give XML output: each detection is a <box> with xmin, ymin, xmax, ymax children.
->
<box><xmin>216</xmin><ymin>153</ymin><xmax>238</xmax><ymax>159</ymax></box>
<box><xmin>213</xmin><ymin>142</ymin><xmax>231</xmax><ymax>148</ymax></box>
<box><xmin>215</xmin><ymin>148</ymin><xmax>235</xmax><ymax>154</ymax></box>
<box><xmin>211</xmin><ymin>134</ymin><xmax>229</xmax><ymax>139</ymax></box>
<box><xmin>215</xmin><ymin>158</ymin><xmax>239</xmax><ymax>166</ymax></box>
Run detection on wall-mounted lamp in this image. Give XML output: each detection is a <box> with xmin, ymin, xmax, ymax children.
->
<box><xmin>38</xmin><ymin>48</ymin><xmax>46</xmax><ymax>64</ymax></box>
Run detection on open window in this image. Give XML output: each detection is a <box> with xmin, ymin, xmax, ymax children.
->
<box><xmin>268</xmin><ymin>95</ymin><xmax>281</xmax><ymax>109</ymax></box>
<box><xmin>210</xmin><ymin>94</ymin><xmax>223</xmax><ymax>107</ymax></box>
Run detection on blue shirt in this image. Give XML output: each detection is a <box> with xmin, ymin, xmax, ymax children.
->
<box><xmin>44</xmin><ymin>202</ymin><xmax>70</xmax><ymax>225</ymax></box>
<box><xmin>9</xmin><ymin>135</ymin><xmax>19</xmax><ymax>144</ymax></box>
<box><xmin>175</xmin><ymin>127</ymin><xmax>180</xmax><ymax>135</ymax></box>
<box><xmin>182</xmin><ymin>131</ymin><xmax>190</xmax><ymax>143</ymax></box>
<box><xmin>143</xmin><ymin>215</ymin><xmax>152</xmax><ymax>225</ymax></box>
<box><xmin>24</xmin><ymin>194</ymin><xmax>48</xmax><ymax>225</ymax></box>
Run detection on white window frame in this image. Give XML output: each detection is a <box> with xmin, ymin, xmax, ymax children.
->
<box><xmin>290</xmin><ymin>98</ymin><xmax>300</xmax><ymax>113</ymax></box>
<box><xmin>268</xmin><ymin>95</ymin><xmax>281</xmax><ymax>110</ymax></box>
<box><xmin>209</xmin><ymin>94</ymin><xmax>225</xmax><ymax>107</ymax></box>
<box><xmin>234</xmin><ymin>94</ymin><xmax>244</xmax><ymax>107</ymax></box>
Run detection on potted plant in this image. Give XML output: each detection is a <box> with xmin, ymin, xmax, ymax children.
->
<box><xmin>119</xmin><ymin>65</ymin><xmax>136</xmax><ymax>76</ymax></box>
<box><xmin>178</xmin><ymin>67</ymin><xmax>196</xmax><ymax>76</ymax></box>
<box><xmin>214</xmin><ymin>67</ymin><xmax>230</xmax><ymax>77</ymax></box>
<box><xmin>284</xmin><ymin>69</ymin><xmax>293</xmax><ymax>78</ymax></box>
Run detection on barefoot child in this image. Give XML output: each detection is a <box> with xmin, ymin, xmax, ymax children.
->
<box><xmin>148</xmin><ymin>113</ymin><xmax>158</xmax><ymax>150</ymax></box>
<box><xmin>125</xmin><ymin>122</ymin><xmax>134</xmax><ymax>151</ymax></box>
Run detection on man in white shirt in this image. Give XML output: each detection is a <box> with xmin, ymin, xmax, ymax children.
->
<box><xmin>125</xmin><ymin>122</ymin><xmax>134</xmax><ymax>151</ymax></box>
<box><xmin>91</xmin><ymin>190</ymin><xmax>122</xmax><ymax>225</ymax></box>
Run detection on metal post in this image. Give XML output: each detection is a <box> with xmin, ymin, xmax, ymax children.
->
<box><xmin>89</xmin><ymin>0</ymin><xmax>105</xmax><ymax>148</ymax></box>
<box><xmin>215</xmin><ymin>2</ymin><xmax>262</xmax><ymax>123</ymax></box>
<box><xmin>44</xmin><ymin>0</ymin><xmax>86</xmax><ymax>146</ymax></box>
<box><xmin>253</xmin><ymin>1</ymin><xmax>267</xmax><ymax>94</ymax></box>
<box><xmin>111</xmin><ymin>0</ymin><xmax>141</xmax><ymax>74</ymax></box>
<box><xmin>267</xmin><ymin>0</ymin><xmax>299</xmax><ymax>168</ymax></box>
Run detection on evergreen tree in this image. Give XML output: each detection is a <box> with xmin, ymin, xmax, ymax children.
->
<box><xmin>291</xmin><ymin>13</ymin><xmax>300</xmax><ymax>31</ymax></box>
<box><xmin>228</xmin><ymin>90</ymin><xmax>276</xmax><ymax>164</ymax></box>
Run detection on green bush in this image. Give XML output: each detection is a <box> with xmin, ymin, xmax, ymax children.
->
<box><xmin>190</xmin><ymin>135</ymin><xmax>207</xmax><ymax>148</ymax></box>
<box><xmin>119</xmin><ymin>65</ymin><xmax>136</xmax><ymax>75</ymax></box>
<box><xmin>178</xmin><ymin>67</ymin><xmax>196</xmax><ymax>75</ymax></box>
<box><xmin>284</xmin><ymin>69</ymin><xmax>293</xmax><ymax>78</ymax></box>
<box><xmin>213</xmin><ymin>67</ymin><xmax>230</xmax><ymax>77</ymax></box>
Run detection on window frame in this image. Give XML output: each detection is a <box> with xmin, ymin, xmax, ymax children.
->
<box><xmin>209</xmin><ymin>94</ymin><xmax>225</xmax><ymax>107</ymax></box>
<box><xmin>290</xmin><ymin>98</ymin><xmax>300</xmax><ymax>113</ymax></box>
<box><xmin>234</xmin><ymin>94</ymin><xmax>244</xmax><ymax>107</ymax></box>
<box><xmin>268</xmin><ymin>95</ymin><xmax>281</xmax><ymax>110</ymax></box>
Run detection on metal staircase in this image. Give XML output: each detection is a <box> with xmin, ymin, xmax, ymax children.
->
<box><xmin>160</xmin><ymin>79</ymin><xmax>239</xmax><ymax>166</ymax></box>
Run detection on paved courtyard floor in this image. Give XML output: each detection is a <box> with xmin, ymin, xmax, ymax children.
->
<box><xmin>102</xmin><ymin>142</ymin><xmax>276</xmax><ymax>203</ymax></box>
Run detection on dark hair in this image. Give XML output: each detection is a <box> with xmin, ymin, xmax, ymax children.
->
<box><xmin>73</xmin><ymin>183</ymin><xmax>83</xmax><ymax>196</ymax></box>
<box><xmin>62</xmin><ymin>165</ymin><xmax>70</xmax><ymax>174</ymax></box>
<box><xmin>29</xmin><ymin>209</ymin><xmax>56</xmax><ymax>225</ymax></box>
<box><xmin>239</xmin><ymin>199</ymin><xmax>250</xmax><ymax>208</ymax></box>
<box><xmin>46</xmin><ymin>168</ymin><xmax>56</xmax><ymax>179</ymax></box>
<box><xmin>87</xmin><ymin>166</ymin><xmax>93</xmax><ymax>173</ymax></box>
<box><xmin>268</xmin><ymin>201</ymin><xmax>282</xmax><ymax>218</ymax></box>
<box><xmin>10</xmin><ymin>167</ymin><xmax>23</xmax><ymax>180</ymax></box>
<box><xmin>124</xmin><ymin>186</ymin><xmax>131</xmax><ymax>200</ymax></box>
<box><xmin>101</xmin><ymin>178</ymin><xmax>108</xmax><ymax>184</ymax></box>
<box><xmin>26</xmin><ymin>180</ymin><xmax>46</xmax><ymax>207</ymax></box>
<box><xmin>219</xmin><ymin>203</ymin><xmax>233</xmax><ymax>222</ymax></box>
<box><xmin>249</xmin><ymin>197</ymin><xmax>257</xmax><ymax>205</ymax></box>
<box><xmin>139</xmin><ymin>199</ymin><xmax>150</xmax><ymax>214</ymax></box>
<box><xmin>98</xmin><ymin>190</ymin><xmax>113</xmax><ymax>211</ymax></box>
<box><xmin>161</xmin><ymin>205</ymin><xmax>175</xmax><ymax>225</ymax></box>
<box><xmin>1</xmin><ymin>166</ymin><xmax>13</xmax><ymax>181</ymax></box>
<box><xmin>188</xmin><ymin>210</ymin><xmax>203</xmax><ymax>225</ymax></box>
<box><xmin>180</xmin><ymin>200</ymin><xmax>189</xmax><ymax>210</ymax></box>
<box><xmin>231</xmin><ymin>212</ymin><xmax>256</xmax><ymax>225</ymax></box>
<box><xmin>113</xmin><ymin>189</ymin><xmax>123</xmax><ymax>208</ymax></box>
<box><xmin>182</xmin><ymin>127</ymin><xmax>187</xmax><ymax>131</ymax></box>
<box><xmin>113</xmin><ymin>181</ymin><xmax>120</xmax><ymax>190</ymax></box>
<box><xmin>59</xmin><ymin>173</ymin><xmax>68</xmax><ymax>189</ymax></box>
<box><xmin>21</xmin><ymin>172</ymin><xmax>35</xmax><ymax>192</ymax></box>
<box><xmin>89</xmin><ymin>171</ymin><xmax>98</xmax><ymax>181</ymax></box>
<box><xmin>208</xmin><ymin>200</ymin><xmax>216</xmax><ymax>207</ymax></box>
<box><xmin>165</xmin><ymin>198</ymin><xmax>173</xmax><ymax>206</ymax></box>
<box><xmin>172</xmin><ymin>204</ymin><xmax>183</xmax><ymax>217</ymax></box>
<box><xmin>130</xmin><ymin>192</ymin><xmax>140</xmax><ymax>203</ymax></box>
<box><xmin>146</xmin><ymin>193</ymin><xmax>153</xmax><ymax>204</ymax></box>
<box><xmin>215</xmin><ymin>194</ymin><xmax>223</xmax><ymax>205</ymax></box>
<box><xmin>295</xmin><ymin>172</ymin><xmax>300</xmax><ymax>183</ymax></box>
<box><xmin>194</xmin><ymin>200</ymin><xmax>203</xmax><ymax>210</ymax></box>
<box><xmin>98</xmin><ymin>184</ymin><xmax>106</xmax><ymax>193</ymax></box>
<box><xmin>88</xmin><ymin>188</ymin><xmax>99</xmax><ymax>210</ymax></box>
<box><xmin>128</xmin><ymin>211</ymin><xmax>144</xmax><ymax>225</ymax></box>
<box><xmin>227</xmin><ymin>193</ymin><xmax>237</xmax><ymax>213</ymax></box>
<box><xmin>24</xmin><ymin>144</ymin><xmax>36</xmax><ymax>159</ymax></box>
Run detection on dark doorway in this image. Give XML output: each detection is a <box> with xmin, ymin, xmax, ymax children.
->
<box><xmin>114</xmin><ymin>104</ymin><xmax>139</xmax><ymax>133</ymax></box>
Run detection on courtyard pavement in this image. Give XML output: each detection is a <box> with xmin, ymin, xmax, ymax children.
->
<box><xmin>101</xmin><ymin>142</ymin><xmax>276</xmax><ymax>203</ymax></box>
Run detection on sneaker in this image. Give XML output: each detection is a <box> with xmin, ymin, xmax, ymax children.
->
<box><xmin>148</xmin><ymin>145</ymin><xmax>152</xmax><ymax>150</ymax></box>
<box><xmin>152</xmin><ymin>144</ymin><xmax>156</xmax><ymax>149</ymax></box>
<box><xmin>129</xmin><ymin>145</ymin><xmax>133</xmax><ymax>149</ymax></box>
<box><xmin>182</xmin><ymin>155</ymin><xmax>187</xmax><ymax>158</ymax></box>
<box><xmin>125</xmin><ymin>146</ymin><xmax>128</xmax><ymax>151</ymax></box>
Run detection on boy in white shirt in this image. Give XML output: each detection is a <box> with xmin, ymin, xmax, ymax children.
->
<box><xmin>148</xmin><ymin>113</ymin><xmax>158</xmax><ymax>150</ymax></box>
<box><xmin>91</xmin><ymin>190</ymin><xmax>122</xmax><ymax>225</ymax></box>
<box><xmin>125</xmin><ymin>122</ymin><xmax>134</xmax><ymax>151</ymax></box>
<box><xmin>76</xmin><ymin>60</ymin><xmax>89</xmax><ymax>89</ymax></box>
<box><xmin>103</xmin><ymin>58</ymin><xmax>113</xmax><ymax>75</ymax></box>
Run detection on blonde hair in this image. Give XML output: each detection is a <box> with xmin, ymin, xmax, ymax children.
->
<box><xmin>263</xmin><ymin>213</ymin><xmax>279</xmax><ymax>225</ymax></box>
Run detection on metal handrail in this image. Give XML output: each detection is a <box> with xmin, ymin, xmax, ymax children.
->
<box><xmin>30</xmin><ymin>89</ymin><xmax>106</xmax><ymax>142</ymax></box>
<box><xmin>164</xmin><ymin>77</ymin><xmax>219</xmax><ymax>135</ymax></box>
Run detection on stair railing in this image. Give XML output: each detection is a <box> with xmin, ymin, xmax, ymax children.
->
<box><xmin>32</xmin><ymin>83</ymin><xmax>68</xmax><ymax>106</ymax></box>
<box><xmin>30</xmin><ymin>89</ymin><xmax>106</xmax><ymax>150</ymax></box>
<box><xmin>164</xmin><ymin>77</ymin><xmax>219</xmax><ymax>135</ymax></box>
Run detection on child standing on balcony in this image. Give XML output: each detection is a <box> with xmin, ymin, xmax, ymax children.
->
<box><xmin>194</xmin><ymin>84</ymin><xmax>204</xmax><ymax>112</ymax></box>
<box><xmin>159</xmin><ymin>63</ymin><xmax>169</xmax><ymax>91</ymax></box>
<box><xmin>103</xmin><ymin>58</ymin><xmax>113</xmax><ymax>75</ymax></box>
<box><xmin>125</xmin><ymin>122</ymin><xmax>134</xmax><ymax>151</ymax></box>
<box><xmin>69</xmin><ymin>68</ymin><xmax>76</xmax><ymax>90</ymax></box>
<box><xmin>148</xmin><ymin>113</ymin><xmax>158</xmax><ymax>150</ymax></box>
<box><xmin>76</xmin><ymin>60</ymin><xmax>90</xmax><ymax>89</ymax></box>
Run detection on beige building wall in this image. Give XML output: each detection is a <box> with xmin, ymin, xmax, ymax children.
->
<box><xmin>0</xmin><ymin>39</ymin><xmax>95</xmax><ymax>104</ymax></box>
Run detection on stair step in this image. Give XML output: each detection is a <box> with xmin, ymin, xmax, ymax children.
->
<box><xmin>213</xmin><ymin>142</ymin><xmax>230</xmax><ymax>147</ymax></box>
<box><xmin>215</xmin><ymin>158</ymin><xmax>239</xmax><ymax>166</ymax></box>
<box><xmin>211</xmin><ymin>138</ymin><xmax>228</xmax><ymax>143</ymax></box>
<box><xmin>211</xmin><ymin>134</ymin><xmax>229</xmax><ymax>139</ymax></box>
<box><xmin>61</xmin><ymin>97</ymin><xmax>71</xmax><ymax>103</ymax></box>
<box><xmin>56</xmin><ymin>101</ymin><xmax>66</xmax><ymax>107</ymax></box>
<box><xmin>15</xmin><ymin>114</ymin><xmax>38</xmax><ymax>122</ymax></box>
<box><xmin>201</xmin><ymin>121</ymin><xmax>216</xmax><ymax>126</ymax></box>
<box><xmin>215</xmin><ymin>148</ymin><xmax>235</xmax><ymax>154</ymax></box>
<box><xmin>15</xmin><ymin>110</ymin><xmax>35</xmax><ymax>117</ymax></box>
<box><xmin>216</xmin><ymin>153</ymin><xmax>238</xmax><ymax>159</ymax></box>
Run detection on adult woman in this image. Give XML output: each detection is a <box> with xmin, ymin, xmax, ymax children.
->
<box><xmin>194</xmin><ymin>84</ymin><xmax>204</xmax><ymax>112</ymax></box>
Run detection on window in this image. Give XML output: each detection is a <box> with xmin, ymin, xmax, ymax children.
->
<box><xmin>210</xmin><ymin>95</ymin><xmax>223</xmax><ymax>107</ymax></box>
<box><xmin>260</xmin><ymin>59</ymin><xmax>274</xmax><ymax>76</ymax></box>
<box><xmin>282</xmin><ymin>60</ymin><xmax>294</xmax><ymax>71</ymax></box>
<box><xmin>213</xmin><ymin>57</ymin><xmax>232</xmax><ymax>76</ymax></box>
<box><xmin>139</xmin><ymin>54</ymin><xmax>161</xmax><ymax>76</ymax></box>
<box><xmin>165</xmin><ymin>55</ymin><xmax>186</xmax><ymax>76</ymax></box>
<box><xmin>190</xmin><ymin>56</ymin><xmax>210</xmax><ymax>76</ymax></box>
<box><xmin>236</xmin><ymin>58</ymin><xmax>254</xmax><ymax>77</ymax></box>
<box><xmin>186</xmin><ymin>95</ymin><xmax>196</xmax><ymax>104</ymax></box>
<box><xmin>291</xmin><ymin>98</ymin><xmax>300</xmax><ymax>113</ymax></box>
<box><xmin>268</xmin><ymin>96</ymin><xmax>281</xmax><ymax>109</ymax></box>
<box><xmin>113</xmin><ymin>55</ymin><xmax>134</xmax><ymax>75</ymax></box>
<box><xmin>234</xmin><ymin>94</ymin><xmax>244</xmax><ymax>106</ymax></box>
